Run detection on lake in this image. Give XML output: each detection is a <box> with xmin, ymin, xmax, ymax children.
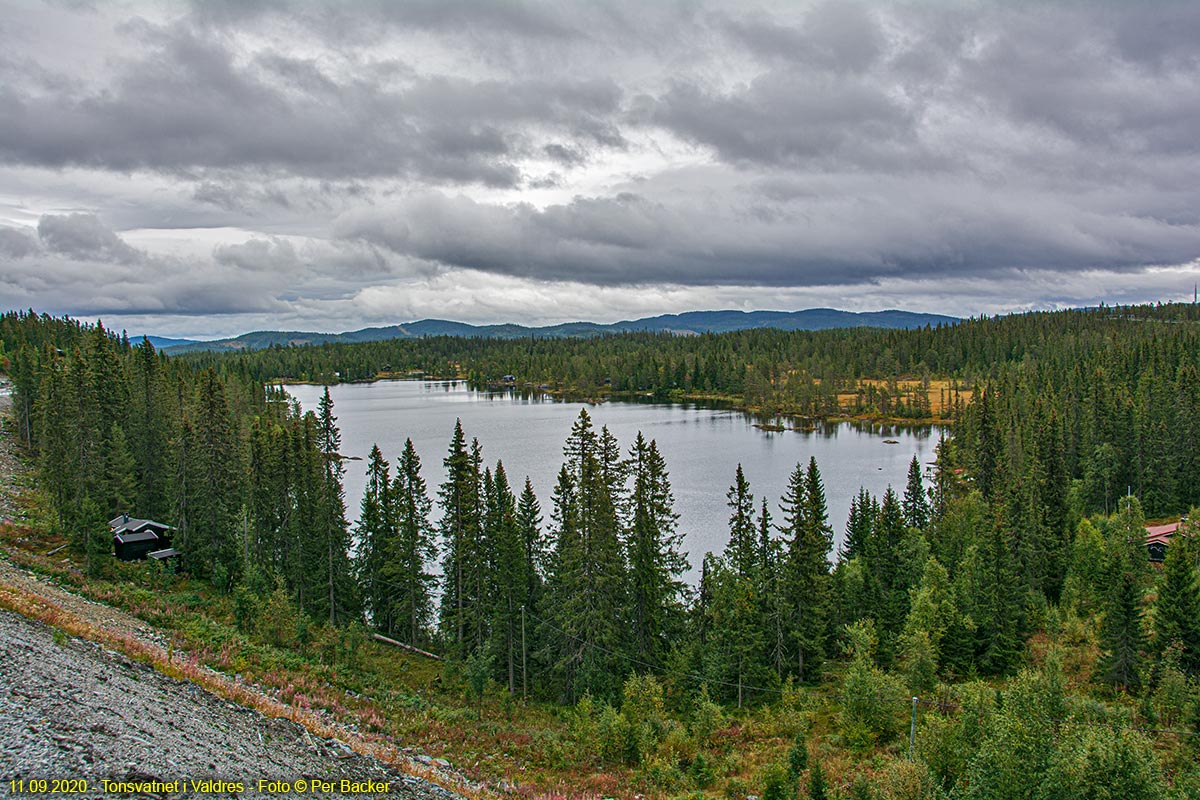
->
<box><xmin>286</xmin><ymin>380</ymin><xmax>942</xmax><ymax>580</ymax></box>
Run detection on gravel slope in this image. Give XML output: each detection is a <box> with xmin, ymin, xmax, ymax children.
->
<box><xmin>0</xmin><ymin>608</ymin><xmax>460</xmax><ymax>798</ymax></box>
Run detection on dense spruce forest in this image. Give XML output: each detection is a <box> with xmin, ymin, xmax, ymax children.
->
<box><xmin>3</xmin><ymin>304</ymin><xmax>1200</xmax><ymax>798</ymax></box>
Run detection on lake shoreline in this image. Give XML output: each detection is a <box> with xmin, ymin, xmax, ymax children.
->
<box><xmin>272</xmin><ymin>375</ymin><xmax>957</xmax><ymax>428</ymax></box>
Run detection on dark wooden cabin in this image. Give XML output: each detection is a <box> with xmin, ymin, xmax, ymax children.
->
<box><xmin>110</xmin><ymin>514</ymin><xmax>174</xmax><ymax>561</ymax></box>
<box><xmin>113</xmin><ymin>530</ymin><xmax>160</xmax><ymax>560</ymax></box>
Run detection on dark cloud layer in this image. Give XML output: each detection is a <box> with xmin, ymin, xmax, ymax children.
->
<box><xmin>336</xmin><ymin>177</ymin><xmax>1200</xmax><ymax>288</ymax></box>
<box><xmin>0</xmin><ymin>19</ymin><xmax>622</xmax><ymax>187</ymax></box>
<box><xmin>1</xmin><ymin>0</ymin><xmax>1199</xmax><ymax>332</ymax></box>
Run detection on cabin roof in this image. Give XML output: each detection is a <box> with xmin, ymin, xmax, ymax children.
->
<box><xmin>109</xmin><ymin>515</ymin><xmax>174</xmax><ymax>535</ymax></box>
<box><xmin>1146</xmin><ymin>522</ymin><xmax>1181</xmax><ymax>538</ymax></box>
<box><xmin>1145</xmin><ymin>521</ymin><xmax>1186</xmax><ymax>548</ymax></box>
<box><xmin>113</xmin><ymin>530</ymin><xmax>160</xmax><ymax>544</ymax></box>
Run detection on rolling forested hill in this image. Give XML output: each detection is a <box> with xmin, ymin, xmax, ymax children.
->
<box><xmin>162</xmin><ymin>308</ymin><xmax>956</xmax><ymax>353</ymax></box>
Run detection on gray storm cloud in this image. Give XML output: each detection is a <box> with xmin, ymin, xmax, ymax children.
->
<box><xmin>0</xmin><ymin>225</ymin><xmax>39</xmax><ymax>259</ymax></box>
<box><xmin>0</xmin><ymin>0</ymin><xmax>1199</xmax><ymax>332</ymax></box>
<box><xmin>37</xmin><ymin>214</ymin><xmax>143</xmax><ymax>264</ymax></box>
<box><xmin>0</xmin><ymin>20</ymin><xmax>623</xmax><ymax>187</ymax></box>
<box><xmin>335</xmin><ymin>178</ymin><xmax>1200</xmax><ymax>287</ymax></box>
<box><xmin>2</xmin><ymin>215</ymin><xmax>294</xmax><ymax>315</ymax></box>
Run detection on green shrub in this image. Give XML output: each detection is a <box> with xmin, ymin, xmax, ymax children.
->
<box><xmin>259</xmin><ymin>579</ymin><xmax>302</xmax><ymax>648</ymax></box>
<box><xmin>597</xmin><ymin>703</ymin><xmax>635</xmax><ymax>765</ymax></box>
<box><xmin>571</xmin><ymin>692</ymin><xmax>599</xmax><ymax>759</ymax></box>
<box><xmin>232</xmin><ymin>584</ymin><xmax>259</xmax><ymax>633</ymax></box>
<box><xmin>899</xmin><ymin>629</ymin><xmax>938</xmax><ymax>695</ymax></box>
<box><xmin>915</xmin><ymin>711</ymin><xmax>970</xmax><ymax>794</ymax></box>
<box><xmin>806</xmin><ymin>759</ymin><xmax>828</xmax><ymax>800</ymax></box>
<box><xmin>1152</xmin><ymin>646</ymin><xmax>1193</xmax><ymax>729</ymax></box>
<box><xmin>210</xmin><ymin>562</ymin><xmax>232</xmax><ymax>595</ymax></box>
<box><xmin>761</xmin><ymin>760</ymin><xmax>794</xmax><ymax>800</ymax></box>
<box><xmin>963</xmin><ymin>662</ymin><xmax>1069</xmax><ymax>800</ymax></box>
<box><xmin>722</xmin><ymin>776</ymin><xmax>749</xmax><ymax>800</ymax></box>
<box><xmin>876</xmin><ymin>759</ymin><xmax>934</xmax><ymax>800</ymax></box>
<box><xmin>690</xmin><ymin>684</ymin><xmax>726</xmax><ymax>745</ymax></box>
<box><xmin>640</xmin><ymin>756</ymin><xmax>684</xmax><ymax>790</ymax></box>
<box><xmin>689</xmin><ymin>751</ymin><xmax>715</xmax><ymax>789</ymax></box>
<box><xmin>840</xmin><ymin>621</ymin><xmax>908</xmax><ymax>749</ymax></box>
<box><xmin>656</xmin><ymin>723</ymin><xmax>696</xmax><ymax>769</ymax></box>
<box><xmin>623</xmin><ymin>673</ymin><xmax>670</xmax><ymax>759</ymax></box>
<box><xmin>1040</xmin><ymin>725</ymin><xmax>1164</xmax><ymax>800</ymax></box>
<box><xmin>787</xmin><ymin>732</ymin><xmax>809</xmax><ymax>779</ymax></box>
<box><xmin>849</xmin><ymin>774</ymin><xmax>874</xmax><ymax>800</ymax></box>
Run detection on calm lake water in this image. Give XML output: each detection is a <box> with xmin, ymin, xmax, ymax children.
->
<box><xmin>286</xmin><ymin>381</ymin><xmax>941</xmax><ymax>581</ymax></box>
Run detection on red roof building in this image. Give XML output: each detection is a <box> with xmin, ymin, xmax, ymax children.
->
<box><xmin>1145</xmin><ymin>521</ymin><xmax>1184</xmax><ymax>562</ymax></box>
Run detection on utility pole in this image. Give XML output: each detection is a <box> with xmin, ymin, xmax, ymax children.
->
<box><xmin>909</xmin><ymin>697</ymin><xmax>919</xmax><ymax>760</ymax></box>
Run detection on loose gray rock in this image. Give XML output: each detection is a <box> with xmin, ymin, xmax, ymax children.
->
<box><xmin>0</xmin><ymin>608</ymin><xmax>462</xmax><ymax>799</ymax></box>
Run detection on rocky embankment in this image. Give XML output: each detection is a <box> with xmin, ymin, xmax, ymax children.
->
<box><xmin>0</xmin><ymin>608</ymin><xmax>460</xmax><ymax>798</ymax></box>
<box><xmin>0</xmin><ymin>391</ymin><xmax>467</xmax><ymax>799</ymax></box>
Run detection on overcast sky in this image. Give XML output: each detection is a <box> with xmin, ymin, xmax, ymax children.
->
<box><xmin>2</xmin><ymin>0</ymin><xmax>1200</xmax><ymax>338</ymax></box>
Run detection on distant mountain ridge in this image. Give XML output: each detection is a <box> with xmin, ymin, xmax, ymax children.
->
<box><xmin>162</xmin><ymin>308</ymin><xmax>958</xmax><ymax>354</ymax></box>
<box><xmin>138</xmin><ymin>335</ymin><xmax>198</xmax><ymax>349</ymax></box>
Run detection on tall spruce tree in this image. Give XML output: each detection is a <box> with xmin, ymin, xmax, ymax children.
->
<box><xmin>544</xmin><ymin>410</ymin><xmax>627</xmax><ymax>701</ymax></box>
<box><xmin>1154</xmin><ymin>532</ymin><xmax>1200</xmax><ymax>675</ymax></box>
<box><xmin>625</xmin><ymin>433</ymin><xmax>688</xmax><ymax>669</ymax></box>
<box><xmin>86</xmin><ymin>323</ymin><xmax>128</xmax><ymax>515</ymax></box>
<box><xmin>101</xmin><ymin>423</ymin><xmax>137</xmax><ymax>521</ymax></box>
<box><xmin>542</xmin><ymin>464</ymin><xmax>577</xmax><ymax>693</ymax></box>
<box><xmin>973</xmin><ymin>519</ymin><xmax>1024</xmax><ymax>676</ymax></box>
<box><xmin>903</xmin><ymin>455</ymin><xmax>930</xmax><ymax>530</ymax></box>
<box><xmin>439</xmin><ymin>420</ymin><xmax>485</xmax><ymax>659</ymax></box>
<box><xmin>246</xmin><ymin>395</ymin><xmax>294</xmax><ymax>575</ymax></box>
<box><xmin>725</xmin><ymin>464</ymin><xmax>757</xmax><ymax>579</ymax></box>
<box><xmin>516</xmin><ymin>477</ymin><xmax>545</xmax><ymax>606</ymax></box>
<box><xmin>1097</xmin><ymin>563</ymin><xmax>1147</xmax><ymax>692</ymax></box>
<box><xmin>388</xmin><ymin>438</ymin><xmax>437</xmax><ymax>646</ymax></box>
<box><xmin>701</xmin><ymin>553</ymin><xmax>765</xmax><ymax>708</ymax></box>
<box><xmin>316</xmin><ymin>387</ymin><xmax>355</xmax><ymax>624</ymax></box>
<box><xmin>863</xmin><ymin>486</ymin><xmax>909</xmax><ymax>662</ymax></box>
<box><xmin>758</xmin><ymin>497</ymin><xmax>787</xmax><ymax>676</ymax></box>
<box><xmin>38</xmin><ymin>352</ymin><xmax>81</xmax><ymax>528</ymax></box>
<box><xmin>130</xmin><ymin>338</ymin><xmax>168</xmax><ymax>519</ymax></box>
<box><xmin>487</xmin><ymin>461</ymin><xmax>526</xmax><ymax>692</ymax></box>
<box><xmin>356</xmin><ymin>444</ymin><xmax>392</xmax><ymax>632</ymax></box>
<box><xmin>1037</xmin><ymin>411</ymin><xmax>1071</xmax><ymax>602</ymax></box>
<box><xmin>842</xmin><ymin>488</ymin><xmax>875</xmax><ymax>562</ymax></box>
<box><xmin>1176</xmin><ymin>366</ymin><xmax>1200</xmax><ymax>511</ymax></box>
<box><xmin>183</xmin><ymin>369</ymin><xmax>240</xmax><ymax>581</ymax></box>
<box><xmin>291</xmin><ymin>410</ymin><xmax>328</xmax><ymax>612</ymax></box>
<box><xmin>779</xmin><ymin>457</ymin><xmax>833</xmax><ymax>681</ymax></box>
<box><xmin>514</xmin><ymin>476</ymin><xmax>544</xmax><ymax>695</ymax></box>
